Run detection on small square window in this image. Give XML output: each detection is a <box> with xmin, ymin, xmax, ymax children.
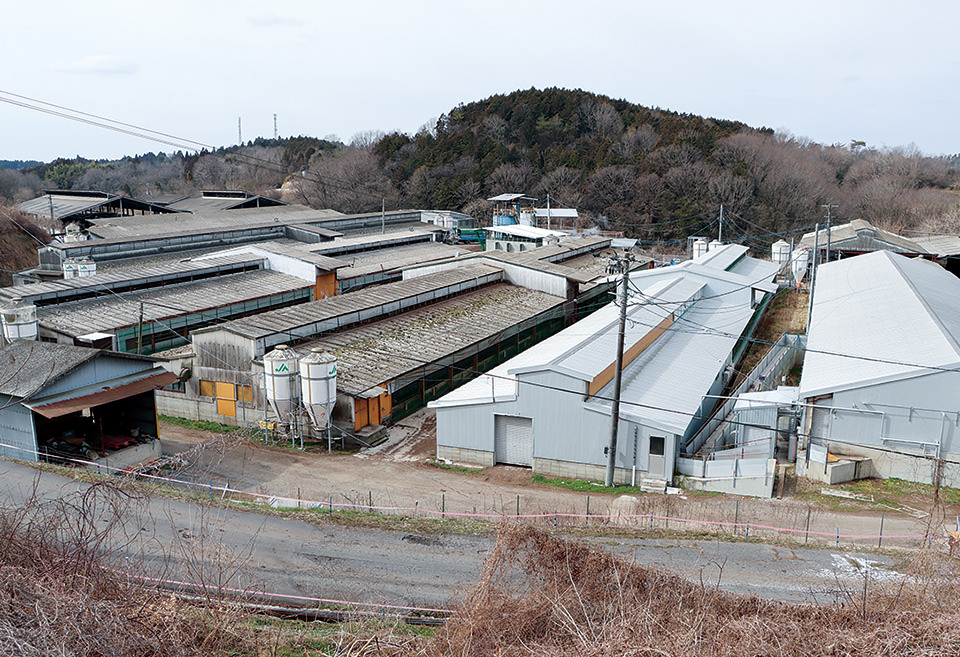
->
<box><xmin>650</xmin><ymin>435</ymin><xmax>665</xmax><ymax>456</ymax></box>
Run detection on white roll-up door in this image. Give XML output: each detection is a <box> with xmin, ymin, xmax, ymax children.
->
<box><xmin>494</xmin><ymin>415</ymin><xmax>533</xmax><ymax>466</ymax></box>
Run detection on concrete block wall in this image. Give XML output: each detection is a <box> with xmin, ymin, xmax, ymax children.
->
<box><xmin>156</xmin><ymin>391</ymin><xmax>260</xmax><ymax>428</ymax></box>
<box><xmin>436</xmin><ymin>445</ymin><xmax>495</xmax><ymax>467</ymax></box>
<box><xmin>798</xmin><ymin>444</ymin><xmax>960</xmax><ymax>488</ymax></box>
<box><xmin>534</xmin><ymin>457</ymin><xmax>642</xmax><ymax>485</ymax></box>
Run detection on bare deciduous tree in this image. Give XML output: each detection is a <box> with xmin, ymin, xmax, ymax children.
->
<box><xmin>296</xmin><ymin>147</ymin><xmax>397</xmax><ymax>213</ymax></box>
<box><xmin>486</xmin><ymin>163</ymin><xmax>538</xmax><ymax>195</ymax></box>
<box><xmin>613</xmin><ymin>124</ymin><xmax>661</xmax><ymax>159</ymax></box>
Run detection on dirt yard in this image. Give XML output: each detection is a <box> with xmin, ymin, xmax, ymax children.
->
<box><xmin>157</xmin><ymin>407</ymin><xmax>951</xmax><ymax>551</ymax></box>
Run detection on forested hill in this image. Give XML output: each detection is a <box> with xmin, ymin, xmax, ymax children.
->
<box><xmin>371</xmin><ymin>88</ymin><xmax>960</xmax><ymax>242</ymax></box>
<box><xmin>2</xmin><ymin>88</ymin><xmax>958</xmax><ymax>246</ymax></box>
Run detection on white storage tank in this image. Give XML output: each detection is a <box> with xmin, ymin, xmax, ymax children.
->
<box><xmin>771</xmin><ymin>240</ymin><xmax>790</xmax><ymax>267</ymax></box>
<box><xmin>1</xmin><ymin>297</ymin><xmax>38</xmax><ymax>342</ymax></box>
<box><xmin>692</xmin><ymin>239</ymin><xmax>708</xmax><ymax>259</ymax></box>
<box><xmin>62</xmin><ymin>258</ymin><xmax>77</xmax><ymax>279</ymax></box>
<box><xmin>77</xmin><ymin>258</ymin><xmax>96</xmax><ymax>277</ymax></box>
<box><xmin>519</xmin><ymin>210</ymin><xmax>536</xmax><ymax>227</ymax></box>
<box><xmin>299</xmin><ymin>348</ymin><xmax>337</xmax><ymax>431</ymax></box>
<box><xmin>263</xmin><ymin>344</ymin><xmax>300</xmax><ymax>423</ymax></box>
<box><xmin>791</xmin><ymin>247</ymin><xmax>810</xmax><ymax>284</ymax></box>
<box><xmin>708</xmin><ymin>239</ymin><xmax>723</xmax><ymax>252</ymax></box>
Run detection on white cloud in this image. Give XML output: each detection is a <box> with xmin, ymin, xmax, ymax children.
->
<box><xmin>60</xmin><ymin>55</ymin><xmax>138</xmax><ymax>75</ymax></box>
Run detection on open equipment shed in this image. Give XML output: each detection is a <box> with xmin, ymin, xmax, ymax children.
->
<box><xmin>0</xmin><ymin>341</ymin><xmax>177</xmax><ymax>465</ymax></box>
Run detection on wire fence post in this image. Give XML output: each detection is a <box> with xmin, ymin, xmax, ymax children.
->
<box><xmin>586</xmin><ymin>496</ymin><xmax>590</xmax><ymax>525</ymax></box>
<box><xmin>516</xmin><ymin>494</ymin><xmax>520</xmax><ymax>519</ymax></box>
<box><xmin>415</xmin><ymin>500</ymin><xmax>419</xmax><ymax>518</ymax></box>
<box><xmin>878</xmin><ymin>512</ymin><xmax>884</xmax><ymax>548</ymax></box>
<box><xmin>441</xmin><ymin>493</ymin><xmax>445</xmax><ymax>520</ymax></box>
<box><xmin>734</xmin><ymin>499</ymin><xmax>740</xmax><ymax>536</ymax></box>
<box><xmin>805</xmin><ymin>507</ymin><xmax>811</xmax><ymax>545</ymax></box>
<box><xmin>209</xmin><ymin>481</ymin><xmax>213</xmax><ymax>502</ymax></box>
<box><xmin>554</xmin><ymin>510</ymin><xmax>558</xmax><ymax>530</ymax></box>
<box><xmin>836</xmin><ymin>527</ymin><xmax>840</xmax><ymax>549</ymax></box>
<box><xmin>329</xmin><ymin>497</ymin><xmax>333</xmax><ymax>517</ymax></box>
<box><xmin>368</xmin><ymin>490</ymin><xmax>372</xmax><ymax>512</ymax></box>
<box><xmin>745</xmin><ymin>520</ymin><xmax>750</xmax><ymax>540</ymax></box>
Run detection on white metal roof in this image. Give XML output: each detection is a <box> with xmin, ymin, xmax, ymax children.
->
<box><xmin>535</xmin><ymin>208</ymin><xmax>578</xmax><ymax>218</ymax></box>
<box><xmin>608</xmin><ymin>294</ymin><xmax>755</xmax><ymax>434</ymax></box>
<box><xmin>483</xmin><ymin>224</ymin><xmax>566</xmax><ymax>239</ymax></box>
<box><xmin>734</xmin><ymin>387</ymin><xmax>799</xmax><ymax>411</ymax></box>
<box><xmin>432</xmin><ymin>250</ymin><xmax>768</xmax><ymax>434</ymax></box>
<box><xmin>488</xmin><ymin>193</ymin><xmax>535</xmax><ymax>202</ymax></box>
<box><xmin>799</xmin><ymin>251</ymin><xmax>960</xmax><ymax>398</ymax></box>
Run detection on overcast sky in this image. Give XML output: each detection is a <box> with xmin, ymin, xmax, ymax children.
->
<box><xmin>2</xmin><ymin>0</ymin><xmax>958</xmax><ymax>162</ymax></box>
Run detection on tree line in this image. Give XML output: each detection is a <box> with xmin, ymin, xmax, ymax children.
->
<box><xmin>2</xmin><ymin>88</ymin><xmax>958</xmax><ymax>245</ymax></box>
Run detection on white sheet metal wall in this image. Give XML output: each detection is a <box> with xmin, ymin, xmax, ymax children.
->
<box><xmin>436</xmin><ymin>368</ymin><xmax>680</xmax><ymax>481</ymax></box>
<box><xmin>0</xmin><ymin>394</ymin><xmax>38</xmax><ymax>461</ymax></box>
<box><xmin>825</xmin><ymin>371</ymin><xmax>960</xmax><ymax>457</ymax></box>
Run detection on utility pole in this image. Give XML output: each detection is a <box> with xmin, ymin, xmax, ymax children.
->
<box><xmin>821</xmin><ymin>204</ymin><xmax>838</xmax><ymax>264</ymax></box>
<box><xmin>546</xmin><ymin>193</ymin><xmax>551</xmax><ymax>230</ymax></box>
<box><xmin>807</xmin><ymin>223</ymin><xmax>820</xmax><ymax>328</ymax></box>
<box><xmin>136</xmin><ymin>302</ymin><xmax>144</xmax><ymax>355</ymax></box>
<box><xmin>273</xmin><ymin>113</ymin><xmax>278</xmax><ymax>139</ymax></box>
<box><xmin>718</xmin><ymin>204</ymin><xmax>724</xmax><ymax>242</ymax></box>
<box><xmin>47</xmin><ymin>195</ymin><xmax>56</xmax><ymax>237</ymax></box>
<box><xmin>238</xmin><ymin>117</ymin><xmax>242</xmax><ymax>144</ymax></box>
<box><xmin>380</xmin><ymin>198</ymin><xmax>385</xmax><ymax>234</ymax></box>
<box><xmin>604</xmin><ymin>250</ymin><xmax>636</xmax><ymax>487</ymax></box>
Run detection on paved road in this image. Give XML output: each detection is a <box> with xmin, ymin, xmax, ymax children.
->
<box><xmin>0</xmin><ymin>460</ymin><xmax>910</xmax><ymax>609</ymax></box>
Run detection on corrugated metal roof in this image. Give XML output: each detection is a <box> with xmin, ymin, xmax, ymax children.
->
<box><xmin>165</xmin><ymin>192</ymin><xmax>285</xmax><ymax>212</ymax></box>
<box><xmin>0</xmin><ymin>254</ymin><xmax>265</xmax><ymax>304</ymax></box>
<box><xmin>85</xmin><ymin>204</ymin><xmax>346</xmax><ymax>240</ymax></box>
<box><xmin>799</xmin><ymin>250</ymin><xmax>960</xmax><ymax>398</ymax></box>
<box><xmin>301</xmin><ymin>283</ymin><xmax>564</xmax><ymax>395</ymax></box>
<box><xmin>37</xmin><ymin>269</ymin><xmax>311</xmax><ymax>337</ymax></box>
<box><xmin>26</xmin><ymin>369</ymin><xmax>178</xmax><ymax>418</ymax></box>
<box><xmin>336</xmin><ymin>242</ymin><xmax>466</xmax><ymax>280</ymax></box>
<box><xmin>910</xmin><ymin>234</ymin><xmax>960</xmax><ymax>258</ymax></box>
<box><xmin>199</xmin><ymin>243</ymin><xmax>345</xmax><ymax>271</ymax></box>
<box><xmin>199</xmin><ymin>264</ymin><xmax>504</xmax><ymax>341</ymax></box>
<box><xmin>798</xmin><ymin>219</ymin><xmax>931</xmax><ymax>254</ymax></box>
<box><xmin>17</xmin><ymin>191</ymin><xmax>174</xmax><ymax>220</ymax></box>
<box><xmin>0</xmin><ymin>341</ymin><xmax>101</xmax><ymax>398</ymax></box>
<box><xmin>308</xmin><ymin>228</ymin><xmax>438</xmax><ymax>256</ymax></box>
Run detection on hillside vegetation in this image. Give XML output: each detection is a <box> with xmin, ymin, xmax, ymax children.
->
<box><xmin>2</xmin><ymin>88</ymin><xmax>959</xmax><ymax>248</ymax></box>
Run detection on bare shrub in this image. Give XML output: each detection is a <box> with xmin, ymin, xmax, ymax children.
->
<box><xmin>425</xmin><ymin>524</ymin><xmax>960</xmax><ymax>657</ymax></box>
<box><xmin>0</xmin><ymin>482</ymin><xmax>257</xmax><ymax>656</ymax></box>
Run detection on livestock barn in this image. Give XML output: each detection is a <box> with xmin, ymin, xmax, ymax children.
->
<box><xmin>797</xmin><ymin>250</ymin><xmax>960</xmax><ymax>486</ymax></box>
<box><xmin>431</xmin><ymin>244</ymin><xmax>779</xmax><ymax>488</ymax></box>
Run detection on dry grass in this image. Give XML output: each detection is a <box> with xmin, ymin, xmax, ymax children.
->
<box><xmin>0</xmin><ymin>207</ymin><xmax>48</xmax><ymax>286</ymax></box>
<box><xmin>422</xmin><ymin>524</ymin><xmax>960</xmax><ymax>657</ymax></box>
<box><xmin>0</xmin><ymin>482</ymin><xmax>286</xmax><ymax>656</ymax></box>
